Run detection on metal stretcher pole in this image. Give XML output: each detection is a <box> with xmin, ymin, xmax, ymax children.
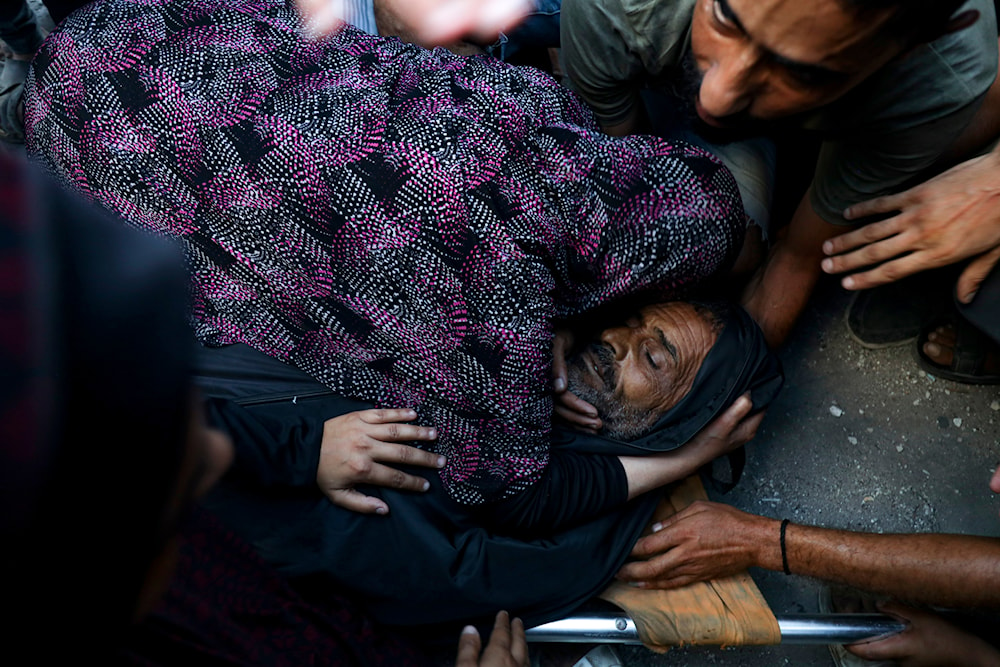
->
<box><xmin>525</xmin><ymin>612</ymin><xmax>906</xmax><ymax>645</ymax></box>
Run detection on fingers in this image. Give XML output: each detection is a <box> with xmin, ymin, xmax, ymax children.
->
<box><xmin>360</xmin><ymin>407</ymin><xmax>424</xmax><ymax>426</ymax></box>
<box><xmin>352</xmin><ymin>461</ymin><xmax>431</xmax><ymax>492</ymax></box>
<box><xmin>326</xmin><ymin>487</ymin><xmax>390</xmax><ymax>515</ymax></box>
<box><xmin>616</xmin><ymin>550</ymin><xmax>686</xmax><ymax>585</ymax></box>
<box><xmin>454</xmin><ymin>625</ymin><xmax>482</xmax><ymax>667</ymax></box>
<box><xmin>844</xmin><ymin>602</ymin><xmax>916</xmax><ymax>661</ymax></box>
<box><xmin>842</xmin><ymin>192</ymin><xmax>905</xmax><ymax>222</ymax></box>
<box><xmin>554</xmin><ymin>394</ymin><xmax>602</xmax><ymax>432</ymax></box>
<box><xmin>956</xmin><ymin>246</ymin><xmax>1000</xmax><ymax>303</ymax></box>
<box><xmin>552</xmin><ymin>330</ymin><xmax>572</xmax><ymax>393</ymax></box>
<box><xmin>488</xmin><ymin>610</ymin><xmax>513</xmax><ymax>652</ymax></box>
<box><xmin>715</xmin><ymin>392</ymin><xmax>754</xmax><ymax>431</ymax></box>
<box><xmin>823</xmin><ymin>214</ymin><xmax>905</xmax><ymax>258</ymax></box>
<box><xmin>732</xmin><ymin>409</ymin><xmax>765</xmax><ymax>446</ymax></box>
<box><xmin>822</xmin><ymin>230</ymin><xmax>915</xmax><ymax>282</ymax></box>
<box><xmin>358</xmin><ymin>409</ymin><xmax>440</xmax><ymax>446</ymax></box>
<box><xmin>831</xmin><ymin>254</ymin><xmax>925</xmax><ymax>291</ymax></box>
<box><xmin>509</xmin><ymin>617</ymin><xmax>528</xmax><ymax>666</ymax></box>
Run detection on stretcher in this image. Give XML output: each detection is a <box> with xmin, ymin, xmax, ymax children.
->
<box><xmin>525</xmin><ymin>476</ymin><xmax>906</xmax><ymax>650</ymax></box>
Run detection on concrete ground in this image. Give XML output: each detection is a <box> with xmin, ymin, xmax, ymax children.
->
<box><xmin>574</xmin><ymin>274</ymin><xmax>1000</xmax><ymax>666</ymax></box>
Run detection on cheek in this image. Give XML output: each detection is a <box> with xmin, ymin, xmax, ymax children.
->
<box><xmin>747</xmin><ymin>76</ymin><xmax>831</xmax><ymax>119</ymax></box>
<box><xmin>690</xmin><ymin>10</ymin><xmax>728</xmax><ymax>71</ymax></box>
<box><xmin>619</xmin><ymin>365</ymin><xmax>668</xmax><ymax>412</ymax></box>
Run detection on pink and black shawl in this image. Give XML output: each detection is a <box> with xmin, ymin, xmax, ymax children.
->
<box><xmin>26</xmin><ymin>0</ymin><xmax>748</xmax><ymax>505</ymax></box>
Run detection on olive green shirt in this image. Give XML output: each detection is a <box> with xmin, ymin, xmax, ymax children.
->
<box><xmin>561</xmin><ymin>0</ymin><xmax>998</xmax><ymax>224</ymax></box>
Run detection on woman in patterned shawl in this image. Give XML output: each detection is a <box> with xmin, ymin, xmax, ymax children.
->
<box><xmin>25</xmin><ymin>0</ymin><xmax>748</xmax><ymax>507</ymax></box>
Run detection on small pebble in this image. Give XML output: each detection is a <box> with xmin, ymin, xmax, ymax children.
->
<box><xmin>953</xmin><ymin>417</ymin><xmax>963</xmax><ymax>427</ymax></box>
<box><xmin>830</xmin><ymin>405</ymin><xmax>844</xmax><ymax>417</ymax></box>
<box><xmin>991</xmin><ymin>400</ymin><xmax>999</xmax><ymax>411</ymax></box>
<box><xmin>896</xmin><ymin>444</ymin><xmax>904</xmax><ymax>452</ymax></box>
<box><xmin>848</xmin><ymin>436</ymin><xmax>858</xmax><ymax>445</ymax></box>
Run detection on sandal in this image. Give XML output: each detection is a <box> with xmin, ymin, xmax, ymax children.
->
<box><xmin>845</xmin><ymin>272</ymin><xmax>950</xmax><ymax>350</ymax></box>
<box><xmin>915</xmin><ymin>312</ymin><xmax>1000</xmax><ymax>385</ymax></box>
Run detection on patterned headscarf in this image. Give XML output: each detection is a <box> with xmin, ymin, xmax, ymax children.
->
<box><xmin>27</xmin><ymin>0</ymin><xmax>748</xmax><ymax>505</ymax></box>
<box><xmin>0</xmin><ymin>155</ymin><xmax>194</xmax><ymax>658</ymax></box>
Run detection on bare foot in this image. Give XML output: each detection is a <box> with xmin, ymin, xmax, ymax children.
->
<box><xmin>921</xmin><ymin>322</ymin><xmax>1000</xmax><ymax>376</ymax></box>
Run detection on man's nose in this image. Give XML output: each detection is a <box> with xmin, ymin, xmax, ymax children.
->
<box><xmin>600</xmin><ymin>327</ymin><xmax>630</xmax><ymax>360</ymax></box>
<box><xmin>699</xmin><ymin>50</ymin><xmax>756</xmax><ymax>118</ymax></box>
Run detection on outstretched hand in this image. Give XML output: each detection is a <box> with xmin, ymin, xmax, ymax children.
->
<box><xmin>616</xmin><ymin>500</ymin><xmax>774</xmax><ymax>589</ymax></box>
<box><xmin>845</xmin><ymin>602</ymin><xmax>1000</xmax><ymax>667</ymax></box>
<box><xmin>822</xmin><ymin>148</ymin><xmax>1000</xmax><ymax>304</ymax></box>
<box><xmin>678</xmin><ymin>392</ymin><xmax>764</xmax><ymax>466</ymax></box>
<box><xmin>317</xmin><ymin>408</ymin><xmax>443</xmax><ymax>515</ymax></box>
<box><xmin>551</xmin><ymin>328</ymin><xmax>602</xmax><ymax>433</ymax></box>
<box><xmin>619</xmin><ymin>393</ymin><xmax>765</xmax><ymax>500</ymax></box>
<box><xmin>455</xmin><ymin>611</ymin><xmax>529</xmax><ymax>667</ymax></box>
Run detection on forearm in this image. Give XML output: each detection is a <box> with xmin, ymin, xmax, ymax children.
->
<box><xmin>766</xmin><ymin>521</ymin><xmax>1000</xmax><ymax>609</ymax></box>
<box><xmin>742</xmin><ymin>191</ymin><xmax>842</xmax><ymax>348</ymax></box>
<box><xmin>481</xmin><ymin>450</ymin><xmax>629</xmax><ymax>535</ymax></box>
<box><xmin>619</xmin><ymin>449</ymin><xmax>706</xmax><ymax>500</ymax></box>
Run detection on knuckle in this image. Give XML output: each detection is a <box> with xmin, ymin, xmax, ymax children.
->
<box><xmin>349</xmin><ymin>458</ymin><xmax>372</xmax><ymax>477</ymax></box>
<box><xmin>392</xmin><ymin>470</ymin><xmax>406</xmax><ymax>488</ymax></box>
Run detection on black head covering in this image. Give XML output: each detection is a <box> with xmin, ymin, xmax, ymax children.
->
<box><xmin>559</xmin><ymin>301</ymin><xmax>783</xmax><ymax>456</ymax></box>
<box><xmin>0</xmin><ymin>156</ymin><xmax>194</xmax><ymax>657</ymax></box>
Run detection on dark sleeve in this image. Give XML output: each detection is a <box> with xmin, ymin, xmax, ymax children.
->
<box><xmin>203</xmin><ymin>397</ymin><xmax>325</xmax><ymax>488</ymax></box>
<box><xmin>479</xmin><ymin>450</ymin><xmax>629</xmax><ymax>536</ymax></box>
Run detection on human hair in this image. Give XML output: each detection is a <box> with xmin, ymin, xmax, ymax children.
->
<box><xmin>836</xmin><ymin>0</ymin><xmax>968</xmax><ymax>44</ymax></box>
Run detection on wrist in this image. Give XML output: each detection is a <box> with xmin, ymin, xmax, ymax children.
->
<box><xmin>747</xmin><ymin>516</ymin><xmax>784</xmax><ymax>572</ymax></box>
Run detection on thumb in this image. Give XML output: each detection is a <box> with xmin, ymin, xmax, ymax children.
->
<box><xmin>956</xmin><ymin>247</ymin><xmax>1000</xmax><ymax>303</ymax></box>
<box><xmin>325</xmin><ymin>488</ymin><xmax>389</xmax><ymax>515</ymax></box>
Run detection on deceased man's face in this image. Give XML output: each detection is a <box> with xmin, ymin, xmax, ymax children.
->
<box><xmin>566</xmin><ymin>302</ymin><xmax>719</xmax><ymax>440</ymax></box>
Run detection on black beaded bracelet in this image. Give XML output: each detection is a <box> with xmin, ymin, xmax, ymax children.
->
<box><xmin>780</xmin><ymin>519</ymin><xmax>791</xmax><ymax>575</ymax></box>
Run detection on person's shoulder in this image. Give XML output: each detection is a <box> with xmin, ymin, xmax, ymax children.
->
<box><xmin>617</xmin><ymin>0</ymin><xmax>696</xmax><ymax>36</ymax></box>
<box><xmin>564</xmin><ymin>0</ymin><xmax>695</xmax><ymax>39</ymax></box>
<box><xmin>816</xmin><ymin>0</ymin><xmax>997</xmax><ymax>133</ymax></box>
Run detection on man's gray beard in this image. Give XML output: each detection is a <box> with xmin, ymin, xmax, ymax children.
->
<box><xmin>565</xmin><ymin>362</ymin><xmax>658</xmax><ymax>441</ymax></box>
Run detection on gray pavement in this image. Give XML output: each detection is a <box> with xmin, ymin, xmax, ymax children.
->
<box><xmin>611</xmin><ymin>274</ymin><xmax>1000</xmax><ymax>666</ymax></box>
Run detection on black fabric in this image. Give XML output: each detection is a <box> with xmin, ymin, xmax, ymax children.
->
<box><xmin>0</xmin><ymin>155</ymin><xmax>193</xmax><ymax>658</ymax></box>
<box><xmin>121</xmin><ymin>508</ymin><xmax>434</xmax><ymax>667</ymax></box>
<box><xmin>198</xmin><ymin>303</ymin><xmax>782</xmax><ymax>643</ymax></box>
<box><xmin>203</xmin><ymin>403</ymin><xmax>659</xmax><ymax>645</ymax></box>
